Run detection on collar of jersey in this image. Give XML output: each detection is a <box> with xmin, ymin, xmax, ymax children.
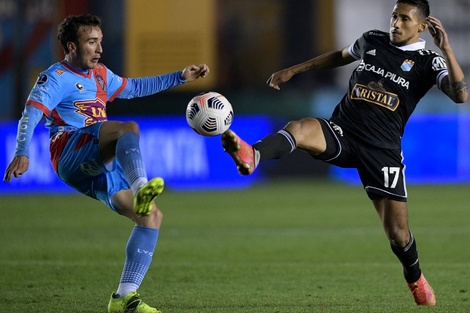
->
<box><xmin>391</xmin><ymin>38</ymin><xmax>426</xmax><ymax>52</ymax></box>
<box><xmin>61</xmin><ymin>60</ymin><xmax>91</xmax><ymax>77</ymax></box>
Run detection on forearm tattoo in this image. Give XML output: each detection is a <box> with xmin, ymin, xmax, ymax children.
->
<box><xmin>442</xmin><ymin>76</ymin><xmax>468</xmax><ymax>102</ymax></box>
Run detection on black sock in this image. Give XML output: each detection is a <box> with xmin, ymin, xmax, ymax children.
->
<box><xmin>390</xmin><ymin>233</ymin><xmax>422</xmax><ymax>283</ymax></box>
<box><xmin>253</xmin><ymin>129</ymin><xmax>296</xmax><ymax>162</ymax></box>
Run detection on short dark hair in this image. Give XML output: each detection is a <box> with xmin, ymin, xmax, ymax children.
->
<box><xmin>396</xmin><ymin>0</ymin><xmax>430</xmax><ymax>18</ymax></box>
<box><xmin>57</xmin><ymin>14</ymin><xmax>101</xmax><ymax>54</ymax></box>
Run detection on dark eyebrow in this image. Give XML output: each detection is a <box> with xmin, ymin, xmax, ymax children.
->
<box><xmin>86</xmin><ymin>35</ymin><xmax>102</xmax><ymax>41</ymax></box>
<box><xmin>391</xmin><ymin>10</ymin><xmax>411</xmax><ymax>19</ymax></box>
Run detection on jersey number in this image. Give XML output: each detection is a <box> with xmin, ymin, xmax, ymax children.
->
<box><xmin>381</xmin><ymin>167</ymin><xmax>400</xmax><ymax>188</ymax></box>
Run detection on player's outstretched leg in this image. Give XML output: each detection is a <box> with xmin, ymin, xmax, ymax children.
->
<box><xmin>134</xmin><ymin>177</ymin><xmax>164</xmax><ymax>216</ymax></box>
<box><xmin>407</xmin><ymin>273</ymin><xmax>436</xmax><ymax>306</ymax></box>
<box><xmin>221</xmin><ymin>130</ymin><xmax>256</xmax><ymax>175</ymax></box>
<box><xmin>108</xmin><ymin>291</ymin><xmax>161</xmax><ymax>313</ymax></box>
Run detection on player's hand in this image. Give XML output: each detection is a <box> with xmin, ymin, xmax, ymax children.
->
<box><xmin>427</xmin><ymin>16</ymin><xmax>450</xmax><ymax>52</ymax></box>
<box><xmin>182</xmin><ymin>64</ymin><xmax>210</xmax><ymax>82</ymax></box>
<box><xmin>266</xmin><ymin>68</ymin><xmax>294</xmax><ymax>90</ymax></box>
<box><xmin>3</xmin><ymin>155</ymin><xmax>29</xmax><ymax>182</ymax></box>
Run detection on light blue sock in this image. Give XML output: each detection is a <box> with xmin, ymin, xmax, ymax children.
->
<box><xmin>116</xmin><ymin>226</ymin><xmax>159</xmax><ymax>296</ymax></box>
<box><xmin>115</xmin><ymin>132</ymin><xmax>148</xmax><ymax>193</ymax></box>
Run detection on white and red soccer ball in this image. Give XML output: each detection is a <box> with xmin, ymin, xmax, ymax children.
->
<box><xmin>186</xmin><ymin>91</ymin><xmax>234</xmax><ymax>136</ymax></box>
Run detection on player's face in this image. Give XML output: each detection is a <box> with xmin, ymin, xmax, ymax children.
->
<box><xmin>67</xmin><ymin>25</ymin><xmax>103</xmax><ymax>70</ymax></box>
<box><xmin>389</xmin><ymin>3</ymin><xmax>426</xmax><ymax>46</ymax></box>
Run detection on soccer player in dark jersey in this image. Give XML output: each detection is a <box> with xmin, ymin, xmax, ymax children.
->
<box><xmin>222</xmin><ymin>0</ymin><xmax>467</xmax><ymax>306</ymax></box>
<box><xmin>3</xmin><ymin>14</ymin><xmax>209</xmax><ymax>313</ymax></box>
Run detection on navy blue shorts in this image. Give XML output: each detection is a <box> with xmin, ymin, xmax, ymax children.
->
<box><xmin>314</xmin><ymin>118</ymin><xmax>407</xmax><ymax>202</ymax></box>
<box><xmin>56</xmin><ymin>122</ymin><xmax>129</xmax><ymax>211</ymax></box>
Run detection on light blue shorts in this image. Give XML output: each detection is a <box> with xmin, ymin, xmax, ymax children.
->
<box><xmin>56</xmin><ymin>122</ymin><xmax>129</xmax><ymax>211</ymax></box>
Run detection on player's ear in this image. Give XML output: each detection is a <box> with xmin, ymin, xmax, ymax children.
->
<box><xmin>67</xmin><ymin>41</ymin><xmax>76</xmax><ymax>53</ymax></box>
<box><xmin>418</xmin><ymin>20</ymin><xmax>428</xmax><ymax>33</ymax></box>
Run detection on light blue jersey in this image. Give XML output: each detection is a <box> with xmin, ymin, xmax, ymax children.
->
<box><xmin>25</xmin><ymin>60</ymin><xmax>184</xmax><ymax>137</ymax></box>
<box><xmin>16</xmin><ymin>60</ymin><xmax>184</xmax><ymax>162</ymax></box>
<box><xmin>15</xmin><ymin>60</ymin><xmax>185</xmax><ymax>209</ymax></box>
<box><xmin>28</xmin><ymin>61</ymin><xmax>128</xmax><ymax>136</ymax></box>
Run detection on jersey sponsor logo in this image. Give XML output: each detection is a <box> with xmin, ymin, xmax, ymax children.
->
<box><xmin>400</xmin><ymin>59</ymin><xmax>414</xmax><ymax>72</ymax></box>
<box><xmin>74</xmin><ymin>98</ymin><xmax>108</xmax><ymax>126</ymax></box>
<box><xmin>366</xmin><ymin>49</ymin><xmax>376</xmax><ymax>56</ymax></box>
<box><xmin>351</xmin><ymin>81</ymin><xmax>400</xmax><ymax>111</ymax></box>
<box><xmin>431</xmin><ymin>56</ymin><xmax>447</xmax><ymax>71</ymax></box>
<box><xmin>37</xmin><ymin>74</ymin><xmax>48</xmax><ymax>85</ymax></box>
<box><xmin>357</xmin><ymin>60</ymin><xmax>410</xmax><ymax>89</ymax></box>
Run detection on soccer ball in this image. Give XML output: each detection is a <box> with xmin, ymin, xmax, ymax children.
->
<box><xmin>186</xmin><ymin>91</ymin><xmax>234</xmax><ymax>136</ymax></box>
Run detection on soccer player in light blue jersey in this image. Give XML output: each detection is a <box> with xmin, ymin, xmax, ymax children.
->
<box><xmin>4</xmin><ymin>14</ymin><xmax>209</xmax><ymax>313</ymax></box>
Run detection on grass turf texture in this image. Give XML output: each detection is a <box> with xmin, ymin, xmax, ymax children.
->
<box><xmin>0</xmin><ymin>180</ymin><xmax>469</xmax><ymax>312</ymax></box>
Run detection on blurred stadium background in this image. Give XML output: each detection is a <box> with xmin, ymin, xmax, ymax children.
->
<box><xmin>1</xmin><ymin>0</ymin><xmax>469</xmax><ymax>194</ymax></box>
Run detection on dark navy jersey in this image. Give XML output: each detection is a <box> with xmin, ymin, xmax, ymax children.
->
<box><xmin>330</xmin><ymin>30</ymin><xmax>448</xmax><ymax>149</ymax></box>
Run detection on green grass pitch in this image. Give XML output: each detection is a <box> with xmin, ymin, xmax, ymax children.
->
<box><xmin>1</xmin><ymin>180</ymin><xmax>469</xmax><ymax>312</ymax></box>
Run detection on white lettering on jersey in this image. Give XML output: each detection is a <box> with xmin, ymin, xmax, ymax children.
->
<box><xmin>418</xmin><ymin>49</ymin><xmax>437</xmax><ymax>56</ymax></box>
<box><xmin>17</xmin><ymin>116</ymin><xmax>29</xmax><ymax>142</ymax></box>
<box><xmin>384</xmin><ymin>72</ymin><xmax>410</xmax><ymax>89</ymax></box>
<box><xmin>357</xmin><ymin>61</ymin><xmax>410</xmax><ymax>89</ymax></box>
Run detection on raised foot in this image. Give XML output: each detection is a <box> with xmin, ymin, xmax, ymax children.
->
<box><xmin>221</xmin><ymin>130</ymin><xmax>255</xmax><ymax>175</ymax></box>
<box><xmin>133</xmin><ymin>177</ymin><xmax>164</xmax><ymax>216</ymax></box>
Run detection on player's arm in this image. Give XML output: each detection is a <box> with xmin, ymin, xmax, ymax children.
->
<box><xmin>267</xmin><ymin>46</ymin><xmax>356</xmax><ymax>90</ymax></box>
<box><xmin>117</xmin><ymin>64</ymin><xmax>209</xmax><ymax>99</ymax></box>
<box><xmin>3</xmin><ymin>105</ymin><xmax>43</xmax><ymax>182</ymax></box>
<box><xmin>428</xmin><ymin>16</ymin><xmax>468</xmax><ymax>103</ymax></box>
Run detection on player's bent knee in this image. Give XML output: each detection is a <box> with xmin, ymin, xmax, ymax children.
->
<box><xmin>121</xmin><ymin>121</ymin><xmax>140</xmax><ymax>135</ymax></box>
<box><xmin>286</xmin><ymin>118</ymin><xmax>319</xmax><ymax>134</ymax></box>
<box><xmin>285</xmin><ymin>118</ymin><xmax>322</xmax><ymax>147</ymax></box>
<box><xmin>135</xmin><ymin>207</ymin><xmax>163</xmax><ymax>229</ymax></box>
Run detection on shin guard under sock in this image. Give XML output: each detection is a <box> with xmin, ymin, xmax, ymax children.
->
<box><xmin>253</xmin><ymin>129</ymin><xmax>296</xmax><ymax>162</ymax></box>
<box><xmin>115</xmin><ymin>132</ymin><xmax>148</xmax><ymax>193</ymax></box>
<box><xmin>391</xmin><ymin>233</ymin><xmax>421</xmax><ymax>283</ymax></box>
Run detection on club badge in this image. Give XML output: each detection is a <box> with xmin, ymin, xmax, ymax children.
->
<box><xmin>401</xmin><ymin>59</ymin><xmax>415</xmax><ymax>72</ymax></box>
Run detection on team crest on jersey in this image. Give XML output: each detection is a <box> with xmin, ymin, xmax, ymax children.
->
<box><xmin>55</xmin><ymin>69</ymin><xmax>65</xmax><ymax>76</ymax></box>
<box><xmin>400</xmin><ymin>59</ymin><xmax>414</xmax><ymax>72</ymax></box>
<box><xmin>95</xmin><ymin>74</ymin><xmax>107</xmax><ymax>92</ymax></box>
<box><xmin>75</xmin><ymin>82</ymin><xmax>86</xmax><ymax>93</ymax></box>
